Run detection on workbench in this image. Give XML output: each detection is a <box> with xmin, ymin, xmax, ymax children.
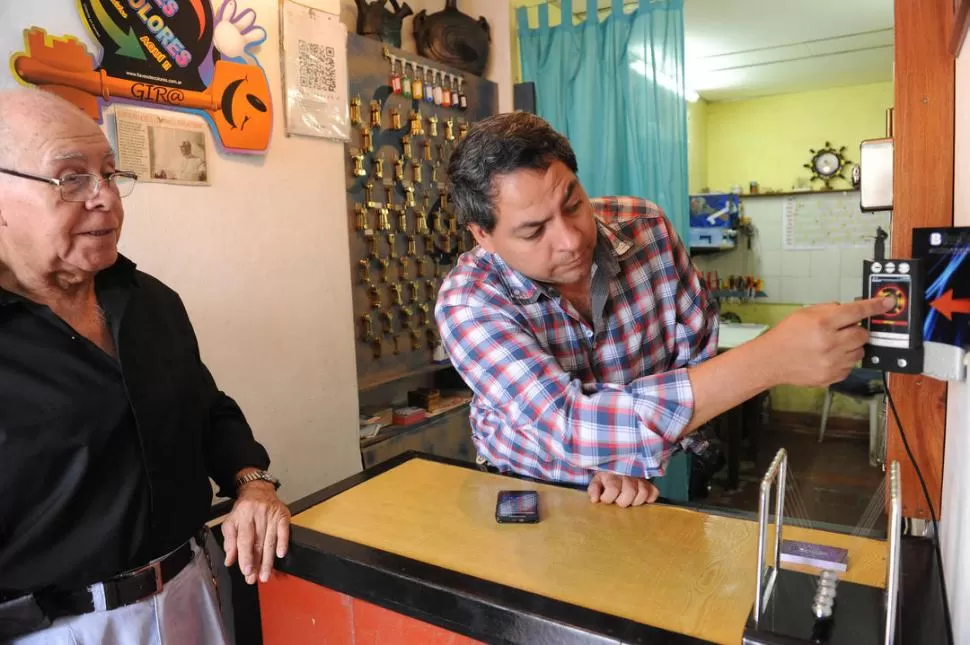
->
<box><xmin>259</xmin><ymin>453</ymin><xmax>947</xmax><ymax>644</ymax></box>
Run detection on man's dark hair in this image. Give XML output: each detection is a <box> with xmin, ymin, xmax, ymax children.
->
<box><xmin>447</xmin><ymin>112</ymin><xmax>578</xmax><ymax>233</ymax></box>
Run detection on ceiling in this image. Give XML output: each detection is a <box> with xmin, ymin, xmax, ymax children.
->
<box><xmin>513</xmin><ymin>0</ymin><xmax>895</xmax><ymax>102</ymax></box>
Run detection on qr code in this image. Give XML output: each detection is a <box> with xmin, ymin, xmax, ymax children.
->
<box><xmin>297</xmin><ymin>40</ymin><xmax>336</xmax><ymax>93</ymax></box>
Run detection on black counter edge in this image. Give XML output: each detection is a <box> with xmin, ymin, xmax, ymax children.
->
<box><xmin>278</xmin><ymin>524</ymin><xmax>711</xmax><ymax>645</ymax></box>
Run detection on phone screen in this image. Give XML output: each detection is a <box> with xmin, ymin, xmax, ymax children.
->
<box><xmin>869</xmin><ymin>274</ymin><xmax>912</xmax><ymax>345</ymax></box>
<box><xmin>495</xmin><ymin>490</ymin><xmax>539</xmax><ymax>523</ymax></box>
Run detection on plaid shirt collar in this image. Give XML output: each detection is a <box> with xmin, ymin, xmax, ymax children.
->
<box><xmin>489</xmin><ymin>216</ymin><xmax>638</xmax><ymax>305</ymax></box>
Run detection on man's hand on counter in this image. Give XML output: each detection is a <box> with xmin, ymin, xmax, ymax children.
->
<box><xmin>587</xmin><ymin>472</ymin><xmax>659</xmax><ymax>508</ymax></box>
<box><xmin>222</xmin><ymin>478</ymin><xmax>292</xmax><ymax>585</ymax></box>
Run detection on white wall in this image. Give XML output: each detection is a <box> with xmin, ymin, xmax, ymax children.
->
<box><xmin>0</xmin><ymin>0</ymin><xmax>510</xmax><ymax>502</ymax></box>
<box><xmin>940</xmin><ymin>39</ymin><xmax>970</xmax><ymax>645</ymax></box>
<box><xmin>691</xmin><ymin>194</ymin><xmax>880</xmax><ymax>305</ymax></box>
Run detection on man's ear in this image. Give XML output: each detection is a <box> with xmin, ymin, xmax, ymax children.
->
<box><xmin>468</xmin><ymin>223</ymin><xmax>495</xmax><ymax>253</ymax></box>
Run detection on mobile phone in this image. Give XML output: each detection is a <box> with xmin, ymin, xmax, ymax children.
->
<box><xmin>495</xmin><ymin>490</ymin><xmax>539</xmax><ymax>524</ymax></box>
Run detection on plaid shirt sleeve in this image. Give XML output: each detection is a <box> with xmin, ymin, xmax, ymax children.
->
<box><xmin>647</xmin><ymin>213</ymin><xmax>720</xmax><ymax>453</ymax></box>
<box><xmin>436</xmin><ymin>282</ymin><xmax>695</xmax><ymax>477</ymax></box>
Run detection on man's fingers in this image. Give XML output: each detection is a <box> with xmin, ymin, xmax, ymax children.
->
<box><xmin>259</xmin><ymin>520</ymin><xmax>277</xmax><ymax>583</ymax></box>
<box><xmin>276</xmin><ymin>515</ymin><xmax>291</xmax><ymax>559</ymax></box>
<box><xmin>830</xmin><ymin>296</ymin><xmax>894</xmax><ymax>329</ymax></box>
<box><xmin>599</xmin><ymin>475</ymin><xmax>621</xmax><ymax>504</ymax></box>
<box><xmin>834</xmin><ymin>324</ymin><xmax>870</xmax><ymax>351</ymax></box>
<box><xmin>647</xmin><ymin>481</ymin><xmax>660</xmax><ymax>503</ymax></box>
<box><xmin>588</xmin><ymin>473</ymin><xmax>603</xmax><ymax>503</ymax></box>
<box><xmin>615</xmin><ymin>477</ymin><xmax>637</xmax><ymax>508</ymax></box>
<box><xmin>222</xmin><ymin>520</ymin><xmax>238</xmax><ymax>567</ymax></box>
<box><xmin>632</xmin><ymin>479</ymin><xmax>650</xmax><ymax>506</ymax></box>
<box><xmin>236</xmin><ymin>518</ymin><xmax>256</xmax><ymax>581</ymax></box>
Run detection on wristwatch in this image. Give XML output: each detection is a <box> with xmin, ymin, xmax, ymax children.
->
<box><xmin>234</xmin><ymin>470</ymin><xmax>281</xmax><ymax>491</ymax></box>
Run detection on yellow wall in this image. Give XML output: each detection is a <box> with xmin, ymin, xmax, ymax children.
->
<box><xmin>688</xmin><ymin>100</ymin><xmax>709</xmax><ymax>193</ymax></box>
<box><xmin>705</xmin><ymin>82</ymin><xmax>893</xmax><ymax>193</ymax></box>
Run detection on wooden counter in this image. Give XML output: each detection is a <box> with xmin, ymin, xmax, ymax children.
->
<box><xmin>260</xmin><ymin>453</ymin><xmax>947</xmax><ymax>645</ymax></box>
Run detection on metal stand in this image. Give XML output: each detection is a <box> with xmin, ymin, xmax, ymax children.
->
<box><xmin>743</xmin><ymin>454</ymin><xmax>903</xmax><ymax>645</ymax></box>
<box><xmin>754</xmin><ymin>448</ymin><xmax>787</xmax><ymax>626</ymax></box>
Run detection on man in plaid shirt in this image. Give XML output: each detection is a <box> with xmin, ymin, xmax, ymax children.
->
<box><xmin>435</xmin><ymin>113</ymin><xmax>893</xmax><ymax>508</ymax></box>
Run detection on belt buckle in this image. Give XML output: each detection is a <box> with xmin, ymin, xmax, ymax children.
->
<box><xmin>130</xmin><ymin>559</ymin><xmax>164</xmax><ymax>601</ymax></box>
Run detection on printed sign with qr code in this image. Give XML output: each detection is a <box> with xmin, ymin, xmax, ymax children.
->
<box><xmin>282</xmin><ymin>2</ymin><xmax>350</xmax><ymax>140</ymax></box>
<box><xmin>298</xmin><ymin>40</ymin><xmax>338</xmax><ymax>94</ymax></box>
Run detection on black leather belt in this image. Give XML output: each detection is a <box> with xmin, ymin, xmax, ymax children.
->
<box><xmin>38</xmin><ymin>537</ymin><xmax>196</xmax><ymax>619</ymax></box>
<box><xmin>1</xmin><ymin>532</ymin><xmax>199</xmax><ymax>626</ymax></box>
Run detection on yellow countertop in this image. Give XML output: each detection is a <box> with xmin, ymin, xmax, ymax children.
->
<box><xmin>293</xmin><ymin>458</ymin><xmax>887</xmax><ymax>645</ymax></box>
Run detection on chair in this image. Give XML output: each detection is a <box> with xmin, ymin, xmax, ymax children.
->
<box><xmin>818</xmin><ymin>368</ymin><xmax>886</xmax><ymax>467</ymax></box>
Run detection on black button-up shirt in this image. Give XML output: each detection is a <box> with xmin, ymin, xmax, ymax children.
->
<box><xmin>0</xmin><ymin>256</ymin><xmax>269</xmax><ymax>593</ymax></box>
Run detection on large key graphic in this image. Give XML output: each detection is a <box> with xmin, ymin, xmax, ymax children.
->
<box><xmin>12</xmin><ymin>28</ymin><xmax>272</xmax><ymax>153</ymax></box>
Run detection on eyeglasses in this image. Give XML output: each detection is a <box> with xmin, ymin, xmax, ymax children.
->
<box><xmin>0</xmin><ymin>168</ymin><xmax>138</xmax><ymax>202</ymax></box>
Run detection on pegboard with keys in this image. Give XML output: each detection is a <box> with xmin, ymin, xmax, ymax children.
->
<box><xmin>345</xmin><ymin>34</ymin><xmax>497</xmax><ymax>390</ymax></box>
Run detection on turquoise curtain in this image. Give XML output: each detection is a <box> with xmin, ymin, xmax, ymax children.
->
<box><xmin>518</xmin><ymin>0</ymin><xmax>690</xmax><ymax>239</ymax></box>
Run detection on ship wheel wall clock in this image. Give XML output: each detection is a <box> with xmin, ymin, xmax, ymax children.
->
<box><xmin>804</xmin><ymin>141</ymin><xmax>853</xmax><ymax>190</ymax></box>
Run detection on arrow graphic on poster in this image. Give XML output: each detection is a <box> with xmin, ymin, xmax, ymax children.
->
<box><xmin>92</xmin><ymin>0</ymin><xmax>146</xmax><ymax>60</ymax></box>
<box><xmin>930</xmin><ymin>289</ymin><xmax>970</xmax><ymax>321</ymax></box>
<box><xmin>187</xmin><ymin>0</ymin><xmax>208</xmax><ymax>39</ymax></box>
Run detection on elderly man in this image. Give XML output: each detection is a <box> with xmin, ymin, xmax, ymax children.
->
<box><xmin>435</xmin><ymin>113</ymin><xmax>893</xmax><ymax>508</ymax></box>
<box><xmin>0</xmin><ymin>89</ymin><xmax>288</xmax><ymax>643</ymax></box>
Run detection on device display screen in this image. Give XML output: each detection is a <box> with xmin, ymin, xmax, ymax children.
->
<box><xmin>869</xmin><ymin>274</ymin><xmax>912</xmax><ymax>342</ymax></box>
<box><xmin>495</xmin><ymin>490</ymin><xmax>539</xmax><ymax>523</ymax></box>
<box><xmin>913</xmin><ymin>227</ymin><xmax>970</xmax><ymax>348</ymax></box>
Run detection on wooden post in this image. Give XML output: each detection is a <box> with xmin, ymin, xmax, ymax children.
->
<box><xmin>890</xmin><ymin>0</ymin><xmax>955</xmax><ymax>519</ymax></box>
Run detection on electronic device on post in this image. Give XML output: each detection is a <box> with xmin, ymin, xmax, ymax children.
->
<box><xmin>861</xmin><ymin>228</ymin><xmax>924</xmax><ymax>374</ymax></box>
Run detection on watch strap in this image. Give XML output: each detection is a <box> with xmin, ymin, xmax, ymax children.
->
<box><xmin>234</xmin><ymin>470</ymin><xmax>280</xmax><ymax>491</ymax></box>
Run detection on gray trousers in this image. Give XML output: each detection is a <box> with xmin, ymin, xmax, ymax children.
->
<box><xmin>11</xmin><ymin>533</ymin><xmax>234</xmax><ymax>645</ymax></box>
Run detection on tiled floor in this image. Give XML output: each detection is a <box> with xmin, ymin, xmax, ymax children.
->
<box><xmin>703</xmin><ymin>424</ymin><xmax>888</xmax><ymax>530</ymax></box>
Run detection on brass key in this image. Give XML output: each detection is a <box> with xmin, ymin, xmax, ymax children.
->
<box><xmin>350</xmin><ymin>95</ymin><xmax>362</xmax><ymax>126</ymax></box>
<box><xmin>381</xmin><ymin>310</ymin><xmax>394</xmax><ymax>336</ymax></box>
<box><xmin>368</xmin><ymin>284</ymin><xmax>382</xmax><ymax>308</ymax></box>
<box><xmin>378</xmin><ymin>207</ymin><xmax>392</xmax><ymax>232</ymax></box>
<box><xmin>370</xmin><ymin>100</ymin><xmax>382</xmax><ymax>128</ymax></box>
<box><xmin>361</xmin><ymin>126</ymin><xmax>373</xmax><ymax>153</ymax></box>
<box><xmin>390</xmin><ymin>107</ymin><xmax>402</xmax><ymax>130</ymax></box>
<box><xmin>374</xmin><ymin>154</ymin><xmax>385</xmax><ymax>180</ymax></box>
<box><xmin>358</xmin><ymin>258</ymin><xmax>371</xmax><ymax>283</ymax></box>
<box><xmin>444</xmin><ymin>117</ymin><xmax>455</xmax><ymax>141</ymax></box>
<box><xmin>428</xmin><ymin>114</ymin><xmax>439</xmax><ymax>137</ymax></box>
<box><xmin>351</xmin><ymin>150</ymin><xmax>366</xmax><ymax>177</ymax></box>
<box><xmin>361</xmin><ymin>313</ymin><xmax>375</xmax><ymax>341</ymax></box>
<box><xmin>378</xmin><ymin>258</ymin><xmax>392</xmax><ymax>282</ymax></box>
<box><xmin>409</xmin><ymin>110</ymin><xmax>424</xmax><ymax>136</ymax></box>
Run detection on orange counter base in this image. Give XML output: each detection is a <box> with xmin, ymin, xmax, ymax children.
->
<box><xmin>260</xmin><ymin>571</ymin><xmax>483</xmax><ymax>645</ymax></box>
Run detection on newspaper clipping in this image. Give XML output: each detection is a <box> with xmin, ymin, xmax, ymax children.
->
<box><xmin>114</xmin><ymin>108</ymin><xmax>209</xmax><ymax>186</ymax></box>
